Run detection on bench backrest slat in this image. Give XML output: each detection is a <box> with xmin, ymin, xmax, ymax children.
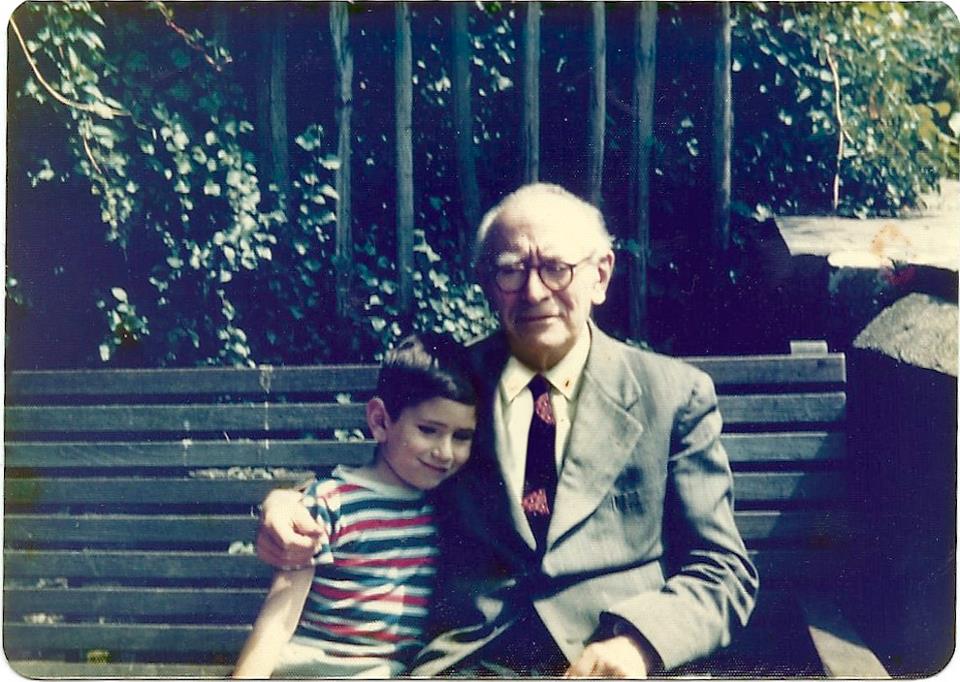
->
<box><xmin>5</xmin><ymin>355</ymin><xmax>844</xmax><ymax>397</ymax></box>
<box><xmin>4</xmin><ymin>432</ymin><xmax>845</xmax><ymax>469</ymax></box>
<box><xmin>4</xmin><ymin>394</ymin><xmax>843</xmax><ymax>434</ymax></box>
<box><xmin>5</xmin><ymin>471</ymin><xmax>846</xmax><ymax>507</ymax></box>
<box><xmin>5</xmin><ymin>547</ymin><xmax>846</xmax><ymax>587</ymax></box>
<box><xmin>4</xmin><ymin>440</ymin><xmax>373</xmax><ymax>468</ymax></box>
<box><xmin>3</xmin><ymin>623</ymin><xmax>251</xmax><ymax>653</ymax></box>
<box><xmin>5</xmin><ymin>365</ymin><xmax>380</xmax><ymax>397</ymax></box>
<box><xmin>4</xmin><ymin>510</ymin><xmax>847</xmax><ymax>546</ymax></box>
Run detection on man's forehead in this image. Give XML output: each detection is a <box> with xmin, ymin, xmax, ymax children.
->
<box><xmin>490</xmin><ymin>229</ymin><xmax>586</xmax><ymax>264</ymax></box>
<box><xmin>490</xmin><ymin>202</ymin><xmax>596</xmax><ymax>254</ymax></box>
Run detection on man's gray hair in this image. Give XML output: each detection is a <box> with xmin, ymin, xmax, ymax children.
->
<box><xmin>472</xmin><ymin>183</ymin><xmax>614</xmax><ymax>268</ymax></box>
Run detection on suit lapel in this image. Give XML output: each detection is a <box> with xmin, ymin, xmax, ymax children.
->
<box><xmin>547</xmin><ymin>326</ymin><xmax>646</xmax><ymax>547</ymax></box>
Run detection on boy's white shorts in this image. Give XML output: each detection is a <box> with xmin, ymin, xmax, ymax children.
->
<box><xmin>272</xmin><ymin>635</ymin><xmax>407</xmax><ymax>678</ymax></box>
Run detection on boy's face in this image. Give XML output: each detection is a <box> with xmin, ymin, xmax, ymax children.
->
<box><xmin>368</xmin><ymin>396</ymin><xmax>476</xmax><ymax>491</ymax></box>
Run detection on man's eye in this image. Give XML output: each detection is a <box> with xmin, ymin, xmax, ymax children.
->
<box><xmin>498</xmin><ymin>264</ymin><xmax>526</xmax><ymax>274</ymax></box>
<box><xmin>542</xmin><ymin>262</ymin><xmax>568</xmax><ymax>274</ymax></box>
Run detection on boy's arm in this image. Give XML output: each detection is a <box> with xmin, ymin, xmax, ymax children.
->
<box><xmin>232</xmin><ymin>566</ymin><xmax>315</xmax><ymax>678</ymax></box>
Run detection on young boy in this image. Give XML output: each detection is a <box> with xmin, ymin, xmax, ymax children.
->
<box><xmin>232</xmin><ymin>334</ymin><xmax>477</xmax><ymax>678</ymax></box>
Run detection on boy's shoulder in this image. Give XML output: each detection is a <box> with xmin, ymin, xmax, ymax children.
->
<box><xmin>300</xmin><ymin>468</ymin><xmax>358</xmax><ymax>511</ymax></box>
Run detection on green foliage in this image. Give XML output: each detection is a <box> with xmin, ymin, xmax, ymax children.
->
<box><xmin>734</xmin><ymin>1</ymin><xmax>959</xmax><ymax>216</ymax></box>
<box><xmin>7</xmin><ymin>1</ymin><xmax>957</xmax><ymax>368</ymax></box>
<box><xmin>13</xmin><ymin>1</ymin><xmax>281</xmax><ymax>366</ymax></box>
<box><xmin>96</xmin><ymin>287</ymin><xmax>149</xmax><ymax>362</ymax></box>
<box><xmin>347</xmin><ymin>228</ymin><xmax>497</xmax><ymax>359</ymax></box>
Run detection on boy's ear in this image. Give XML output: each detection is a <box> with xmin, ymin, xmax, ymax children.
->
<box><xmin>366</xmin><ymin>397</ymin><xmax>391</xmax><ymax>443</ymax></box>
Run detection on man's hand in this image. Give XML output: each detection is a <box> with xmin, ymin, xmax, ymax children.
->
<box><xmin>564</xmin><ymin>635</ymin><xmax>654</xmax><ymax>678</ymax></box>
<box><xmin>255</xmin><ymin>488</ymin><xmax>326</xmax><ymax>569</ymax></box>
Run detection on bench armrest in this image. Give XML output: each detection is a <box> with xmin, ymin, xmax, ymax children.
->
<box><xmin>797</xmin><ymin>594</ymin><xmax>890</xmax><ymax>678</ymax></box>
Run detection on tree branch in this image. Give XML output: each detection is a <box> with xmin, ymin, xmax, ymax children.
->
<box><xmin>150</xmin><ymin>1</ymin><xmax>231</xmax><ymax>71</ymax></box>
<box><xmin>825</xmin><ymin>44</ymin><xmax>845</xmax><ymax>213</ymax></box>
<box><xmin>10</xmin><ymin>17</ymin><xmax>128</xmax><ymax>118</ymax></box>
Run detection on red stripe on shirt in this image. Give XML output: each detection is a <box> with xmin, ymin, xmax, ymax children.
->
<box><xmin>335</xmin><ymin>555</ymin><xmax>436</xmax><ymax>569</ymax></box>
<box><xmin>299</xmin><ymin>618</ymin><xmax>411</xmax><ymax>643</ymax></box>
<box><xmin>336</xmin><ymin>514</ymin><xmax>434</xmax><ymax>537</ymax></box>
<box><xmin>310</xmin><ymin>583</ymin><xmax>431</xmax><ymax>606</ymax></box>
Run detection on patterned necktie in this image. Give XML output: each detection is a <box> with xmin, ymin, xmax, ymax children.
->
<box><xmin>521</xmin><ymin>375</ymin><xmax>557</xmax><ymax>551</ymax></box>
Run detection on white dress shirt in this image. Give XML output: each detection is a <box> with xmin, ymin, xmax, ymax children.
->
<box><xmin>493</xmin><ymin>325</ymin><xmax>592</xmax><ymax>503</ymax></box>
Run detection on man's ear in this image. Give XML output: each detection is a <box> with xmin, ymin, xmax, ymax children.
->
<box><xmin>366</xmin><ymin>397</ymin><xmax>391</xmax><ymax>443</ymax></box>
<box><xmin>592</xmin><ymin>250</ymin><xmax>615</xmax><ymax>305</ymax></box>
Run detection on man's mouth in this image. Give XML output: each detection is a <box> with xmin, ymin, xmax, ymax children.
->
<box><xmin>517</xmin><ymin>312</ymin><xmax>556</xmax><ymax>324</ymax></box>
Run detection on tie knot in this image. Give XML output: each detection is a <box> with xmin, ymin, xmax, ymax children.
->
<box><xmin>528</xmin><ymin>375</ymin><xmax>550</xmax><ymax>399</ymax></box>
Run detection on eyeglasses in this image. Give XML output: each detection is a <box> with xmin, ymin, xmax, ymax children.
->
<box><xmin>491</xmin><ymin>257</ymin><xmax>595</xmax><ymax>293</ymax></box>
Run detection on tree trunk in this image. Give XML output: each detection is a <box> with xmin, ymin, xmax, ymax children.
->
<box><xmin>257</xmin><ymin>9</ymin><xmax>290</xmax><ymax>206</ymax></box>
<box><xmin>395</xmin><ymin>2</ymin><xmax>414</xmax><ymax>314</ymax></box>
<box><xmin>211</xmin><ymin>7</ymin><xmax>229</xmax><ymax>57</ymax></box>
<box><xmin>522</xmin><ymin>1</ymin><xmax>541</xmax><ymax>183</ymax></box>
<box><xmin>587</xmin><ymin>3</ymin><xmax>606</xmax><ymax>207</ymax></box>
<box><xmin>452</xmin><ymin>2</ymin><xmax>481</xmax><ymax>250</ymax></box>
<box><xmin>711</xmin><ymin>1</ymin><xmax>732</xmax><ymax>253</ymax></box>
<box><xmin>330</xmin><ymin>3</ymin><xmax>353</xmax><ymax>318</ymax></box>
<box><xmin>629</xmin><ymin>2</ymin><xmax>657</xmax><ymax>341</ymax></box>
<box><xmin>255</xmin><ymin>10</ymin><xmax>289</xmax><ymax>207</ymax></box>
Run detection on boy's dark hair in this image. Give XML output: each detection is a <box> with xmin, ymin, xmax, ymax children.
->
<box><xmin>376</xmin><ymin>333</ymin><xmax>478</xmax><ymax>417</ymax></box>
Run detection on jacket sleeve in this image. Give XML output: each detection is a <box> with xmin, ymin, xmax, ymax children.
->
<box><xmin>602</xmin><ymin>369</ymin><xmax>759</xmax><ymax>670</ymax></box>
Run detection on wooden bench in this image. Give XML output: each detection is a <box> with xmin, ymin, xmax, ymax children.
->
<box><xmin>4</xmin><ymin>342</ymin><xmax>888</xmax><ymax>677</ymax></box>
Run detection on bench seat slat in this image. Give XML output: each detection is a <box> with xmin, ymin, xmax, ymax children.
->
<box><xmin>4</xmin><ymin>440</ymin><xmax>374</xmax><ymax>468</ymax></box>
<box><xmin>5</xmin><ymin>472</ymin><xmax>846</xmax><ymax>506</ymax></box>
<box><xmin>2</xmin><ymin>622</ymin><xmax>250</xmax><ymax>653</ymax></box>
<box><xmin>8</xmin><ymin>661</ymin><xmax>235</xmax><ymax>678</ymax></box>
<box><xmin>4</xmin><ymin>510</ymin><xmax>847</xmax><ymax>545</ymax></box>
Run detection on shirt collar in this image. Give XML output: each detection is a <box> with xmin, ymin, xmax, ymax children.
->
<box><xmin>499</xmin><ymin>323</ymin><xmax>592</xmax><ymax>403</ymax></box>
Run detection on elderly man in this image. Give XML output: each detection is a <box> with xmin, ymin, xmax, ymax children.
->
<box><xmin>256</xmin><ymin>183</ymin><xmax>758</xmax><ymax>677</ymax></box>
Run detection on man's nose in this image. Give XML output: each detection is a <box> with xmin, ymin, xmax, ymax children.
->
<box><xmin>522</xmin><ymin>266</ymin><xmax>551</xmax><ymax>302</ymax></box>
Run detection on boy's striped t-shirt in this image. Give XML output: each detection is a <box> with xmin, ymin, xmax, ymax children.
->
<box><xmin>293</xmin><ymin>465</ymin><xmax>438</xmax><ymax>664</ymax></box>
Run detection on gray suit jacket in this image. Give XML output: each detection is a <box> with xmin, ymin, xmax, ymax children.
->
<box><xmin>412</xmin><ymin>325</ymin><xmax>759</xmax><ymax>674</ymax></box>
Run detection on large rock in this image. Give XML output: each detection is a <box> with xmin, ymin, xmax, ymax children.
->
<box><xmin>853</xmin><ymin>293</ymin><xmax>958</xmax><ymax>376</ymax></box>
